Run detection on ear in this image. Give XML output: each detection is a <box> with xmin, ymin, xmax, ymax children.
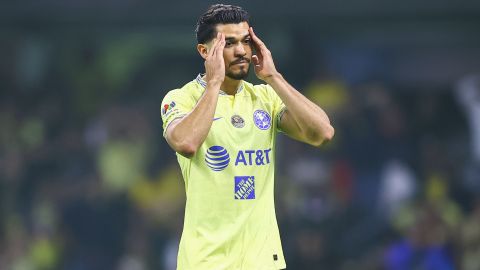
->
<box><xmin>197</xmin><ymin>44</ymin><xmax>209</xmax><ymax>60</ymax></box>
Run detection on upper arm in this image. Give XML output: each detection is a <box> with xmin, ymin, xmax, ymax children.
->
<box><xmin>161</xmin><ymin>89</ymin><xmax>194</xmax><ymax>137</ymax></box>
<box><xmin>164</xmin><ymin>117</ymin><xmax>187</xmax><ymax>153</ymax></box>
<box><xmin>161</xmin><ymin>89</ymin><xmax>197</xmax><ymax>157</ymax></box>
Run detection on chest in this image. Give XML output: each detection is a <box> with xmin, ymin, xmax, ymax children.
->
<box><xmin>205</xmin><ymin>94</ymin><xmax>277</xmax><ymax>148</ymax></box>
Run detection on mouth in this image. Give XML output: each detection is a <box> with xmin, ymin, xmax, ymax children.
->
<box><xmin>231</xmin><ymin>59</ymin><xmax>250</xmax><ymax>66</ymax></box>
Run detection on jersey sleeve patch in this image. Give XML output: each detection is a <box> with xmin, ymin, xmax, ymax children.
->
<box><xmin>161</xmin><ymin>89</ymin><xmax>195</xmax><ymax>137</ymax></box>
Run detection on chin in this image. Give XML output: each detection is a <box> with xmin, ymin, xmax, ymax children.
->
<box><xmin>226</xmin><ymin>69</ymin><xmax>249</xmax><ymax>80</ymax></box>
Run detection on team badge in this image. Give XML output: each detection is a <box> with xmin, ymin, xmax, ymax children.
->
<box><xmin>205</xmin><ymin>145</ymin><xmax>230</xmax><ymax>171</ymax></box>
<box><xmin>234</xmin><ymin>176</ymin><xmax>255</xmax><ymax>199</ymax></box>
<box><xmin>253</xmin><ymin>110</ymin><xmax>271</xmax><ymax>130</ymax></box>
<box><xmin>231</xmin><ymin>115</ymin><xmax>245</xmax><ymax>128</ymax></box>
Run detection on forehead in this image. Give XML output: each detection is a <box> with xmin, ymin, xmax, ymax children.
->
<box><xmin>215</xmin><ymin>22</ymin><xmax>250</xmax><ymax>38</ymax></box>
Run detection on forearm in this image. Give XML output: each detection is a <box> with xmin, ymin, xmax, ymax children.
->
<box><xmin>167</xmin><ymin>82</ymin><xmax>220</xmax><ymax>157</ymax></box>
<box><xmin>265</xmin><ymin>73</ymin><xmax>334</xmax><ymax>145</ymax></box>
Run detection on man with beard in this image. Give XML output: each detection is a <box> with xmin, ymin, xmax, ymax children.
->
<box><xmin>161</xmin><ymin>4</ymin><xmax>334</xmax><ymax>270</ymax></box>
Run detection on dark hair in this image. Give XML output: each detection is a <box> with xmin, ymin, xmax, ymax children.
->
<box><xmin>195</xmin><ymin>4</ymin><xmax>250</xmax><ymax>44</ymax></box>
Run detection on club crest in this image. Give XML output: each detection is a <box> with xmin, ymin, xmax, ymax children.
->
<box><xmin>253</xmin><ymin>110</ymin><xmax>271</xmax><ymax>130</ymax></box>
<box><xmin>231</xmin><ymin>115</ymin><xmax>245</xmax><ymax>128</ymax></box>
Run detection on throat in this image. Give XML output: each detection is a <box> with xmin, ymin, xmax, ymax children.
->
<box><xmin>221</xmin><ymin>77</ymin><xmax>243</xmax><ymax>95</ymax></box>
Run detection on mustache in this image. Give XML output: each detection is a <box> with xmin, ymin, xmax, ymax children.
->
<box><xmin>230</xmin><ymin>58</ymin><xmax>250</xmax><ymax>66</ymax></box>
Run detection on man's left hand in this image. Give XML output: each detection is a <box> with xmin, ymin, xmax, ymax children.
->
<box><xmin>249</xmin><ymin>27</ymin><xmax>279</xmax><ymax>82</ymax></box>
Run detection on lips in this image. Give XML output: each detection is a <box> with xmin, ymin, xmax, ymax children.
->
<box><xmin>231</xmin><ymin>59</ymin><xmax>250</xmax><ymax>66</ymax></box>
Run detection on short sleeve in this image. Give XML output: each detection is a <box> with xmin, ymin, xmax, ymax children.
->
<box><xmin>161</xmin><ymin>89</ymin><xmax>196</xmax><ymax>137</ymax></box>
<box><xmin>264</xmin><ymin>84</ymin><xmax>287</xmax><ymax>132</ymax></box>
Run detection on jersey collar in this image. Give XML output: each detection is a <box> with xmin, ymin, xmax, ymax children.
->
<box><xmin>195</xmin><ymin>74</ymin><xmax>244</xmax><ymax>95</ymax></box>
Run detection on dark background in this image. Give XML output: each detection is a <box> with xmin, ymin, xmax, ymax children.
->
<box><xmin>2</xmin><ymin>1</ymin><xmax>480</xmax><ymax>269</ymax></box>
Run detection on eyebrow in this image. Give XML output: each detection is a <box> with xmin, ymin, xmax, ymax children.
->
<box><xmin>225</xmin><ymin>34</ymin><xmax>251</xmax><ymax>42</ymax></box>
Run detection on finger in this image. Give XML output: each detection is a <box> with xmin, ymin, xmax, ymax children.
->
<box><xmin>211</xmin><ymin>33</ymin><xmax>223</xmax><ymax>56</ymax></box>
<box><xmin>252</xmin><ymin>55</ymin><xmax>260</xmax><ymax>66</ymax></box>
<box><xmin>213</xmin><ymin>33</ymin><xmax>225</xmax><ymax>59</ymax></box>
<box><xmin>216</xmin><ymin>33</ymin><xmax>225</xmax><ymax>56</ymax></box>
<box><xmin>249</xmin><ymin>27</ymin><xmax>266</xmax><ymax>49</ymax></box>
<box><xmin>213</xmin><ymin>33</ymin><xmax>224</xmax><ymax>56</ymax></box>
<box><xmin>208</xmin><ymin>32</ymin><xmax>221</xmax><ymax>57</ymax></box>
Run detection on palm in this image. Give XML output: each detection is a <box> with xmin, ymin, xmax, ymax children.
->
<box><xmin>249</xmin><ymin>27</ymin><xmax>276</xmax><ymax>81</ymax></box>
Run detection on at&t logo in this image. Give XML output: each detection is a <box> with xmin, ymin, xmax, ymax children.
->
<box><xmin>205</xmin><ymin>146</ymin><xmax>230</xmax><ymax>171</ymax></box>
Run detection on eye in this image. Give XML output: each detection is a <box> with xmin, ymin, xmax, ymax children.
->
<box><xmin>225</xmin><ymin>41</ymin><xmax>233</xmax><ymax>47</ymax></box>
<box><xmin>243</xmin><ymin>39</ymin><xmax>251</xmax><ymax>44</ymax></box>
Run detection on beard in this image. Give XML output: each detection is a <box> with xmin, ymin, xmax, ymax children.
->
<box><xmin>226</xmin><ymin>63</ymin><xmax>250</xmax><ymax>80</ymax></box>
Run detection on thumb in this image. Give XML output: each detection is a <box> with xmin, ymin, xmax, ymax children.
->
<box><xmin>252</xmin><ymin>55</ymin><xmax>260</xmax><ymax>66</ymax></box>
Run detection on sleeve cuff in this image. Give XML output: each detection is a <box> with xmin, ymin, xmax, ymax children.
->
<box><xmin>162</xmin><ymin>114</ymin><xmax>187</xmax><ymax>137</ymax></box>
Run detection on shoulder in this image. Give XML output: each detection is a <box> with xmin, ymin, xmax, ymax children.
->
<box><xmin>162</xmin><ymin>80</ymin><xmax>203</xmax><ymax>102</ymax></box>
<box><xmin>242</xmin><ymin>81</ymin><xmax>276</xmax><ymax>100</ymax></box>
<box><xmin>243</xmin><ymin>80</ymin><xmax>271</xmax><ymax>93</ymax></box>
<box><xmin>164</xmin><ymin>80</ymin><xmax>198</xmax><ymax>97</ymax></box>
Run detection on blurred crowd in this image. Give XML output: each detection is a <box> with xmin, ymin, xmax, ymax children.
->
<box><xmin>1</xmin><ymin>32</ymin><xmax>480</xmax><ymax>270</ymax></box>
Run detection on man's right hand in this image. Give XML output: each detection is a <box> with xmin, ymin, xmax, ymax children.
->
<box><xmin>165</xmin><ymin>33</ymin><xmax>225</xmax><ymax>158</ymax></box>
<box><xmin>204</xmin><ymin>32</ymin><xmax>226</xmax><ymax>86</ymax></box>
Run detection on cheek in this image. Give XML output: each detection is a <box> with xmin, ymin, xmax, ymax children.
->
<box><xmin>222</xmin><ymin>49</ymin><xmax>234</xmax><ymax>63</ymax></box>
<box><xmin>245</xmin><ymin>44</ymin><xmax>253</xmax><ymax>55</ymax></box>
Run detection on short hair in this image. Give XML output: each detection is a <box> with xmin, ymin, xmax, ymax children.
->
<box><xmin>195</xmin><ymin>4</ymin><xmax>250</xmax><ymax>44</ymax></box>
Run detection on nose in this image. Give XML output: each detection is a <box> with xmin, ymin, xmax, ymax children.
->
<box><xmin>234</xmin><ymin>43</ymin><xmax>246</xmax><ymax>57</ymax></box>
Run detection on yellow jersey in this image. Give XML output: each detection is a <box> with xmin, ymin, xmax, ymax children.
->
<box><xmin>161</xmin><ymin>74</ymin><xmax>287</xmax><ymax>270</ymax></box>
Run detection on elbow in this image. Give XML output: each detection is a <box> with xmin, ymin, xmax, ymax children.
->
<box><xmin>165</xmin><ymin>122</ymin><xmax>201</xmax><ymax>158</ymax></box>
<box><xmin>309</xmin><ymin>125</ymin><xmax>335</xmax><ymax>147</ymax></box>
<box><xmin>176</xmin><ymin>142</ymin><xmax>198</xmax><ymax>158</ymax></box>
<box><xmin>324</xmin><ymin>125</ymin><xmax>335</xmax><ymax>142</ymax></box>
<box><xmin>168</xmin><ymin>136</ymin><xmax>199</xmax><ymax>158</ymax></box>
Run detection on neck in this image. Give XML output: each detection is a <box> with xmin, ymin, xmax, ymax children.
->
<box><xmin>220</xmin><ymin>76</ymin><xmax>242</xmax><ymax>95</ymax></box>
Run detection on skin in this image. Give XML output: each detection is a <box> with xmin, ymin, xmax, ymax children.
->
<box><xmin>165</xmin><ymin>22</ymin><xmax>334</xmax><ymax>158</ymax></box>
<box><xmin>198</xmin><ymin>22</ymin><xmax>253</xmax><ymax>94</ymax></box>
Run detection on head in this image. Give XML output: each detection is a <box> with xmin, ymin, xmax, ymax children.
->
<box><xmin>196</xmin><ymin>4</ymin><xmax>252</xmax><ymax>80</ymax></box>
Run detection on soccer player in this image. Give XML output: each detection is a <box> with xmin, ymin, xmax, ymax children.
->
<box><xmin>161</xmin><ymin>4</ymin><xmax>334</xmax><ymax>270</ymax></box>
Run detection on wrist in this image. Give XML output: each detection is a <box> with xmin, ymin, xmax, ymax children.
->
<box><xmin>263</xmin><ymin>72</ymin><xmax>283</xmax><ymax>84</ymax></box>
<box><xmin>206</xmin><ymin>79</ymin><xmax>223</xmax><ymax>89</ymax></box>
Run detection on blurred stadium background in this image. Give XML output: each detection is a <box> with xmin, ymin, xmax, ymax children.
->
<box><xmin>2</xmin><ymin>0</ymin><xmax>480</xmax><ymax>269</ymax></box>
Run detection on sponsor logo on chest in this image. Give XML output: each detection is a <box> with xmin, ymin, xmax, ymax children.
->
<box><xmin>204</xmin><ymin>146</ymin><xmax>272</xmax><ymax>172</ymax></box>
<box><xmin>234</xmin><ymin>176</ymin><xmax>255</xmax><ymax>200</ymax></box>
